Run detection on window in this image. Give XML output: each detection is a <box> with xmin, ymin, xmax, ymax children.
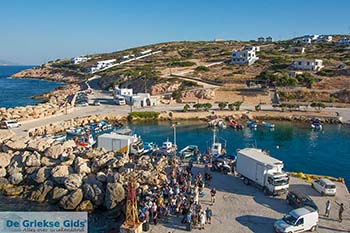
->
<box><xmin>296</xmin><ymin>218</ymin><xmax>304</xmax><ymax>226</ymax></box>
<box><xmin>315</xmin><ymin>62</ymin><xmax>318</xmax><ymax>65</ymax></box>
<box><xmin>267</xmin><ymin>177</ymin><xmax>273</xmax><ymax>184</ymax></box>
<box><xmin>298</xmin><ymin>61</ymin><xmax>302</xmax><ymax>65</ymax></box>
<box><xmin>307</xmin><ymin>62</ymin><xmax>310</xmax><ymax>66</ymax></box>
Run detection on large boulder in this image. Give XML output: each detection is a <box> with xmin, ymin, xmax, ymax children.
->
<box><xmin>0</xmin><ymin>168</ymin><xmax>6</xmax><ymax>177</ymax></box>
<box><xmin>0</xmin><ymin>177</ymin><xmax>10</xmax><ymax>190</ymax></box>
<box><xmin>27</xmin><ymin>138</ymin><xmax>53</xmax><ymax>152</ymax></box>
<box><xmin>0</xmin><ymin>152</ymin><xmax>14</xmax><ymax>168</ymax></box>
<box><xmin>31</xmin><ymin>166</ymin><xmax>51</xmax><ymax>184</ymax></box>
<box><xmin>28</xmin><ymin>181</ymin><xmax>54</xmax><ymax>202</ymax></box>
<box><xmin>6</xmin><ymin>157</ymin><xmax>23</xmax><ymax>176</ymax></box>
<box><xmin>64</xmin><ymin>174</ymin><xmax>82</xmax><ymax>191</ymax></box>
<box><xmin>76</xmin><ymin>200</ymin><xmax>94</xmax><ymax>212</ymax></box>
<box><xmin>51</xmin><ymin>165</ymin><xmax>70</xmax><ymax>184</ymax></box>
<box><xmin>8</xmin><ymin>172</ymin><xmax>23</xmax><ymax>185</ymax></box>
<box><xmin>6</xmin><ymin>136</ymin><xmax>30</xmax><ymax>150</ymax></box>
<box><xmin>24</xmin><ymin>151</ymin><xmax>41</xmax><ymax>167</ymax></box>
<box><xmin>59</xmin><ymin>189</ymin><xmax>83</xmax><ymax>210</ymax></box>
<box><xmin>41</xmin><ymin>157</ymin><xmax>60</xmax><ymax>167</ymax></box>
<box><xmin>45</xmin><ymin>144</ymin><xmax>64</xmax><ymax>159</ymax></box>
<box><xmin>82</xmin><ymin>183</ymin><xmax>104</xmax><ymax>206</ymax></box>
<box><xmin>105</xmin><ymin>183</ymin><xmax>125</xmax><ymax>209</ymax></box>
<box><xmin>3</xmin><ymin>186</ymin><xmax>23</xmax><ymax>196</ymax></box>
<box><xmin>91</xmin><ymin>152</ymin><xmax>114</xmax><ymax>172</ymax></box>
<box><xmin>62</xmin><ymin>140</ymin><xmax>76</xmax><ymax>150</ymax></box>
<box><xmin>51</xmin><ymin>187</ymin><xmax>68</xmax><ymax>202</ymax></box>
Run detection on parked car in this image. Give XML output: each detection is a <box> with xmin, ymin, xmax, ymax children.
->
<box><xmin>311</xmin><ymin>178</ymin><xmax>336</xmax><ymax>196</ymax></box>
<box><xmin>286</xmin><ymin>190</ymin><xmax>318</xmax><ymax>211</ymax></box>
<box><xmin>93</xmin><ymin>100</ymin><xmax>101</xmax><ymax>106</ymax></box>
<box><xmin>0</xmin><ymin>120</ymin><xmax>21</xmax><ymax>129</ymax></box>
<box><xmin>274</xmin><ymin>206</ymin><xmax>318</xmax><ymax>233</ymax></box>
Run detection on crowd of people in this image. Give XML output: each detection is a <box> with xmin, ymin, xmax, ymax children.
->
<box><xmin>137</xmin><ymin>158</ymin><xmax>216</xmax><ymax>231</ymax></box>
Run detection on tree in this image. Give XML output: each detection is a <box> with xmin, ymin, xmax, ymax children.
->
<box><xmin>218</xmin><ymin>102</ymin><xmax>228</xmax><ymax>110</ymax></box>
<box><xmin>228</xmin><ymin>103</ymin><xmax>235</xmax><ymax>111</ymax></box>
<box><xmin>310</xmin><ymin>102</ymin><xmax>326</xmax><ymax>111</ymax></box>
<box><xmin>182</xmin><ymin>104</ymin><xmax>190</xmax><ymax>112</ymax></box>
<box><xmin>193</xmin><ymin>103</ymin><xmax>202</xmax><ymax>111</ymax></box>
<box><xmin>255</xmin><ymin>104</ymin><xmax>261</xmax><ymax>111</ymax></box>
<box><xmin>234</xmin><ymin>101</ymin><xmax>243</xmax><ymax>111</ymax></box>
<box><xmin>203</xmin><ymin>103</ymin><xmax>212</xmax><ymax>111</ymax></box>
<box><xmin>172</xmin><ymin>90</ymin><xmax>182</xmax><ymax>101</ymax></box>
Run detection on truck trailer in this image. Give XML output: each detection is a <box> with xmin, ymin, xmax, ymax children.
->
<box><xmin>97</xmin><ymin>133</ymin><xmax>144</xmax><ymax>156</ymax></box>
<box><xmin>236</xmin><ymin>148</ymin><xmax>289</xmax><ymax>195</ymax></box>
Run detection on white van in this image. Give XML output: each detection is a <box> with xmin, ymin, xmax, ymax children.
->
<box><xmin>114</xmin><ymin>95</ymin><xmax>126</xmax><ymax>105</ymax></box>
<box><xmin>274</xmin><ymin>206</ymin><xmax>318</xmax><ymax>233</ymax></box>
<box><xmin>0</xmin><ymin>120</ymin><xmax>21</xmax><ymax>129</ymax></box>
<box><xmin>311</xmin><ymin>178</ymin><xmax>336</xmax><ymax>196</ymax></box>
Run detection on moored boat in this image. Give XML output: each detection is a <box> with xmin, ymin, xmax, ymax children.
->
<box><xmin>179</xmin><ymin>145</ymin><xmax>200</xmax><ymax>159</ymax></box>
<box><xmin>262</xmin><ymin>121</ymin><xmax>275</xmax><ymax>129</ymax></box>
<box><xmin>143</xmin><ymin>142</ymin><xmax>159</xmax><ymax>154</ymax></box>
<box><xmin>246</xmin><ymin>120</ymin><xmax>258</xmax><ymax>129</ymax></box>
<box><xmin>66</xmin><ymin>127</ymin><xmax>86</xmax><ymax>136</ymax></box>
<box><xmin>161</xmin><ymin>139</ymin><xmax>175</xmax><ymax>154</ymax></box>
<box><xmin>229</xmin><ymin>119</ymin><xmax>244</xmax><ymax>129</ymax></box>
<box><xmin>311</xmin><ymin>119</ymin><xmax>322</xmax><ymax>130</ymax></box>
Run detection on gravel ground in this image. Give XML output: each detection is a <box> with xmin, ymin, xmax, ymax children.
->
<box><xmin>149</xmin><ymin>166</ymin><xmax>350</xmax><ymax>233</ymax></box>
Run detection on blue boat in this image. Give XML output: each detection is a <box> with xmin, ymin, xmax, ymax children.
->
<box><xmin>311</xmin><ymin>119</ymin><xmax>322</xmax><ymax>130</ymax></box>
<box><xmin>246</xmin><ymin>120</ymin><xmax>258</xmax><ymax>129</ymax></box>
<box><xmin>262</xmin><ymin>121</ymin><xmax>275</xmax><ymax>129</ymax></box>
<box><xmin>143</xmin><ymin>142</ymin><xmax>159</xmax><ymax>154</ymax></box>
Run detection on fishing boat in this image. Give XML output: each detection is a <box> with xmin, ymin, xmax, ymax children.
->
<box><xmin>209</xmin><ymin>127</ymin><xmax>226</xmax><ymax>158</ymax></box>
<box><xmin>51</xmin><ymin>133</ymin><xmax>66</xmax><ymax>142</ymax></box>
<box><xmin>66</xmin><ymin>127</ymin><xmax>86</xmax><ymax>136</ymax></box>
<box><xmin>75</xmin><ymin>134</ymin><xmax>96</xmax><ymax>148</ymax></box>
<box><xmin>161</xmin><ymin>139</ymin><xmax>174</xmax><ymax>153</ymax></box>
<box><xmin>229</xmin><ymin>119</ymin><xmax>244</xmax><ymax>129</ymax></box>
<box><xmin>143</xmin><ymin>142</ymin><xmax>159</xmax><ymax>154</ymax></box>
<box><xmin>208</xmin><ymin>118</ymin><xmax>227</xmax><ymax>129</ymax></box>
<box><xmin>179</xmin><ymin>145</ymin><xmax>200</xmax><ymax>159</ymax></box>
<box><xmin>246</xmin><ymin>120</ymin><xmax>258</xmax><ymax>129</ymax></box>
<box><xmin>262</xmin><ymin>121</ymin><xmax>275</xmax><ymax>129</ymax></box>
<box><xmin>217</xmin><ymin>120</ymin><xmax>227</xmax><ymax>129</ymax></box>
<box><xmin>311</xmin><ymin>119</ymin><xmax>322</xmax><ymax>130</ymax></box>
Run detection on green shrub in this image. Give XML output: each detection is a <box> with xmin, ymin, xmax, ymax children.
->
<box><xmin>195</xmin><ymin>66</ymin><xmax>210</xmax><ymax>72</ymax></box>
<box><xmin>128</xmin><ymin>111</ymin><xmax>160</xmax><ymax>120</ymax></box>
<box><xmin>183</xmin><ymin>104</ymin><xmax>190</xmax><ymax>112</ymax></box>
<box><xmin>218</xmin><ymin>102</ymin><xmax>228</xmax><ymax>110</ymax></box>
<box><xmin>168</xmin><ymin>61</ymin><xmax>196</xmax><ymax>67</ymax></box>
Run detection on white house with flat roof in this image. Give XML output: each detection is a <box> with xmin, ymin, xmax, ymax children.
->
<box><xmin>232</xmin><ymin>47</ymin><xmax>259</xmax><ymax>65</ymax></box>
<box><xmin>266</xmin><ymin>36</ymin><xmax>273</xmax><ymax>42</ymax></box>
<box><xmin>337</xmin><ymin>37</ymin><xmax>350</xmax><ymax>46</ymax></box>
<box><xmin>258</xmin><ymin>37</ymin><xmax>265</xmax><ymax>43</ymax></box>
<box><xmin>292</xmin><ymin>59</ymin><xmax>324</xmax><ymax>71</ymax></box>
<box><xmin>316</xmin><ymin>35</ymin><xmax>333</xmax><ymax>42</ymax></box>
<box><xmin>72</xmin><ymin>56</ymin><xmax>89</xmax><ymax>64</ymax></box>
<box><xmin>114</xmin><ymin>87</ymin><xmax>133</xmax><ymax>97</ymax></box>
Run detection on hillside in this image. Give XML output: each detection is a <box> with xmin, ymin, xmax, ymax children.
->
<box><xmin>12</xmin><ymin>35</ymin><xmax>350</xmax><ymax>104</ymax></box>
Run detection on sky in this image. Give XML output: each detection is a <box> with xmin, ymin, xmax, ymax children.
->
<box><xmin>1</xmin><ymin>0</ymin><xmax>350</xmax><ymax>65</ymax></box>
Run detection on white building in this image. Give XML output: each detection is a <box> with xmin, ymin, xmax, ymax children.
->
<box><xmin>132</xmin><ymin>93</ymin><xmax>158</xmax><ymax>108</ymax></box>
<box><xmin>89</xmin><ymin>59</ymin><xmax>116</xmax><ymax>73</ymax></box>
<box><xmin>316</xmin><ymin>35</ymin><xmax>333</xmax><ymax>42</ymax></box>
<box><xmin>292</xmin><ymin>59</ymin><xmax>324</xmax><ymax>71</ymax></box>
<box><xmin>295</xmin><ymin>37</ymin><xmax>312</xmax><ymax>44</ymax></box>
<box><xmin>232</xmin><ymin>47</ymin><xmax>259</xmax><ymax>65</ymax></box>
<box><xmin>337</xmin><ymin>37</ymin><xmax>350</xmax><ymax>46</ymax></box>
<box><xmin>114</xmin><ymin>87</ymin><xmax>133</xmax><ymax>97</ymax></box>
<box><xmin>266</xmin><ymin>36</ymin><xmax>273</xmax><ymax>42</ymax></box>
<box><xmin>138</xmin><ymin>49</ymin><xmax>152</xmax><ymax>56</ymax></box>
<box><xmin>244</xmin><ymin>46</ymin><xmax>260</xmax><ymax>52</ymax></box>
<box><xmin>258</xmin><ymin>37</ymin><xmax>265</xmax><ymax>43</ymax></box>
<box><xmin>72</xmin><ymin>56</ymin><xmax>89</xmax><ymax>64</ymax></box>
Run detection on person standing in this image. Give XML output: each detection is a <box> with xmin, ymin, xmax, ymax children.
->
<box><xmin>210</xmin><ymin>188</ymin><xmax>216</xmax><ymax>205</ymax></box>
<box><xmin>325</xmin><ymin>200</ymin><xmax>331</xmax><ymax>217</ymax></box>
<box><xmin>205</xmin><ymin>207</ymin><xmax>212</xmax><ymax>224</ymax></box>
<box><xmin>200</xmin><ymin>211</ymin><xmax>206</xmax><ymax>230</ymax></box>
<box><xmin>336</xmin><ymin>202</ymin><xmax>344</xmax><ymax>222</ymax></box>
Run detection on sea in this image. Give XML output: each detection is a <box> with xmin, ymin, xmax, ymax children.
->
<box><xmin>0</xmin><ymin>66</ymin><xmax>63</xmax><ymax>108</ymax></box>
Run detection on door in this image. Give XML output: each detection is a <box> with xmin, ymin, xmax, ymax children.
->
<box><xmin>255</xmin><ymin>164</ymin><xmax>265</xmax><ymax>184</ymax></box>
<box><xmin>294</xmin><ymin>218</ymin><xmax>304</xmax><ymax>232</ymax></box>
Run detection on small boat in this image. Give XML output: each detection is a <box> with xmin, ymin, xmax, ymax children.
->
<box><xmin>52</xmin><ymin>134</ymin><xmax>66</xmax><ymax>142</ymax></box>
<box><xmin>179</xmin><ymin>145</ymin><xmax>200</xmax><ymax>159</ymax></box>
<box><xmin>143</xmin><ymin>142</ymin><xmax>159</xmax><ymax>154</ymax></box>
<box><xmin>311</xmin><ymin>119</ymin><xmax>322</xmax><ymax>130</ymax></box>
<box><xmin>75</xmin><ymin>134</ymin><xmax>96</xmax><ymax>148</ymax></box>
<box><xmin>66</xmin><ymin>127</ymin><xmax>86</xmax><ymax>136</ymax></box>
<box><xmin>161</xmin><ymin>139</ymin><xmax>174</xmax><ymax>153</ymax></box>
<box><xmin>217</xmin><ymin>120</ymin><xmax>227</xmax><ymax>129</ymax></box>
<box><xmin>262</xmin><ymin>121</ymin><xmax>275</xmax><ymax>129</ymax></box>
<box><xmin>208</xmin><ymin>119</ymin><xmax>217</xmax><ymax>127</ymax></box>
<box><xmin>229</xmin><ymin>119</ymin><xmax>244</xmax><ymax>129</ymax></box>
<box><xmin>246</xmin><ymin>120</ymin><xmax>258</xmax><ymax>129</ymax></box>
<box><xmin>113</xmin><ymin>127</ymin><xmax>132</xmax><ymax>135</ymax></box>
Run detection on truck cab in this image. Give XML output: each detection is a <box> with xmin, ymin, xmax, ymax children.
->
<box><xmin>265</xmin><ymin>172</ymin><xmax>289</xmax><ymax>195</ymax></box>
<box><xmin>274</xmin><ymin>206</ymin><xmax>318</xmax><ymax>233</ymax></box>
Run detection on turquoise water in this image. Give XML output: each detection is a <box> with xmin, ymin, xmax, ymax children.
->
<box><xmin>129</xmin><ymin>121</ymin><xmax>350</xmax><ymax>187</ymax></box>
<box><xmin>0</xmin><ymin>66</ymin><xmax>63</xmax><ymax>108</ymax></box>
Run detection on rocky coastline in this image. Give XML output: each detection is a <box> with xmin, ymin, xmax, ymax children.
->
<box><xmin>0</xmin><ymin>132</ymin><xmax>168</xmax><ymax>214</ymax></box>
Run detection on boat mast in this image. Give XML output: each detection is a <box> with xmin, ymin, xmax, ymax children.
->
<box><xmin>213</xmin><ymin>127</ymin><xmax>217</xmax><ymax>145</ymax></box>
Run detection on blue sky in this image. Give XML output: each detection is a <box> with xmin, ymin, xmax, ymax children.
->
<box><xmin>1</xmin><ymin>0</ymin><xmax>349</xmax><ymax>65</ymax></box>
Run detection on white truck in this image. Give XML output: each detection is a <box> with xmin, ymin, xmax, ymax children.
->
<box><xmin>97</xmin><ymin>133</ymin><xmax>144</xmax><ymax>156</ymax></box>
<box><xmin>236</xmin><ymin>148</ymin><xmax>289</xmax><ymax>195</ymax></box>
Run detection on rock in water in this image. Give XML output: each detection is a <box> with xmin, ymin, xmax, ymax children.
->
<box><xmin>51</xmin><ymin>187</ymin><xmax>68</xmax><ymax>202</ymax></box>
<box><xmin>28</xmin><ymin>181</ymin><xmax>54</xmax><ymax>202</ymax></box>
<box><xmin>45</xmin><ymin>145</ymin><xmax>64</xmax><ymax>159</ymax></box>
<box><xmin>3</xmin><ymin>186</ymin><xmax>23</xmax><ymax>196</ymax></box>
<box><xmin>105</xmin><ymin>183</ymin><xmax>125</xmax><ymax>210</ymax></box>
<box><xmin>59</xmin><ymin>189</ymin><xmax>83</xmax><ymax>210</ymax></box>
<box><xmin>64</xmin><ymin>174</ymin><xmax>82</xmax><ymax>191</ymax></box>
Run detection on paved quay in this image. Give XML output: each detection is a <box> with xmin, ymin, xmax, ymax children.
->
<box><xmin>149</xmin><ymin>166</ymin><xmax>350</xmax><ymax>233</ymax></box>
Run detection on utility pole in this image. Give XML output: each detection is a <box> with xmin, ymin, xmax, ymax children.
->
<box><xmin>171</xmin><ymin>122</ymin><xmax>179</xmax><ymax>178</ymax></box>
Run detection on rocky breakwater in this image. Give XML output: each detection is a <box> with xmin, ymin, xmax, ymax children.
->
<box><xmin>0</xmin><ymin>134</ymin><xmax>168</xmax><ymax>213</ymax></box>
<box><xmin>0</xmin><ymin>84</ymin><xmax>80</xmax><ymax>122</ymax></box>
